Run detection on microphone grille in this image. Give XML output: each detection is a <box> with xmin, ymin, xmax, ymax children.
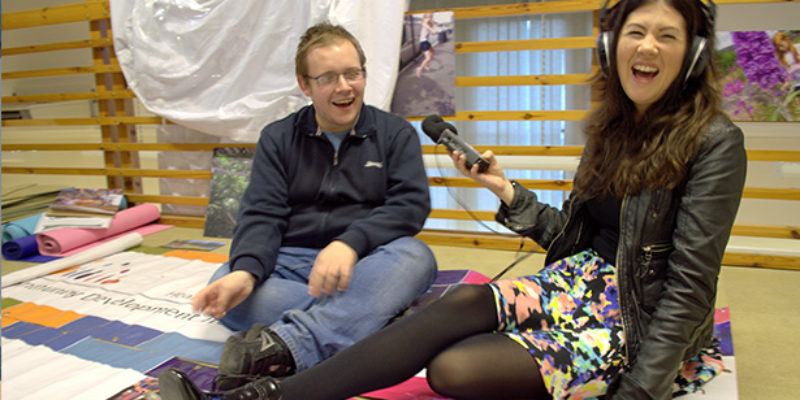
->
<box><xmin>421</xmin><ymin>115</ymin><xmax>444</xmax><ymax>141</ymax></box>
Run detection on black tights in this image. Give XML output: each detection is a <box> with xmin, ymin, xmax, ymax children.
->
<box><xmin>278</xmin><ymin>285</ymin><xmax>549</xmax><ymax>400</ymax></box>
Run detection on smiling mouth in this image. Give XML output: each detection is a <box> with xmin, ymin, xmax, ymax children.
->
<box><xmin>632</xmin><ymin>64</ymin><xmax>658</xmax><ymax>80</ymax></box>
<box><xmin>333</xmin><ymin>99</ymin><xmax>354</xmax><ymax>108</ymax></box>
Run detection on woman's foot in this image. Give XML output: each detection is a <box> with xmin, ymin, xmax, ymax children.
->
<box><xmin>158</xmin><ymin>368</ymin><xmax>283</xmax><ymax>400</ymax></box>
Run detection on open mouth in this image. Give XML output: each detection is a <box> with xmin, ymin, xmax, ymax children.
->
<box><xmin>632</xmin><ymin>64</ymin><xmax>659</xmax><ymax>80</ymax></box>
<box><xmin>333</xmin><ymin>99</ymin><xmax>354</xmax><ymax>108</ymax></box>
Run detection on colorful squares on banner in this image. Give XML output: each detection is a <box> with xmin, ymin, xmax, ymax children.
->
<box><xmin>1</xmin><ymin>301</ymin><xmax>84</xmax><ymax>328</ymax></box>
<box><xmin>163</xmin><ymin>249</ymin><xmax>229</xmax><ymax>263</ymax></box>
<box><xmin>106</xmin><ymin>376</ymin><xmax>160</xmax><ymax>400</ymax></box>
<box><xmin>410</xmin><ymin>270</ymin><xmax>491</xmax><ymax>312</ymax></box>
<box><xmin>714</xmin><ymin>307</ymin><xmax>734</xmax><ymax>356</ymax></box>
<box><xmin>137</xmin><ymin>332</ymin><xmax>224</xmax><ymax>365</ymax></box>
<box><xmin>360</xmin><ymin>375</ymin><xmax>449</xmax><ymax>400</ymax></box>
<box><xmin>1</xmin><ymin>301</ymin><xmax>226</xmax><ymax>377</ymax></box>
<box><xmin>1</xmin><ymin>297</ymin><xmax>22</xmax><ymax>309</ymax></box>
<box><xmin>148</xmin><ymin>357</ymin><xmax>219</xmax><ymax>391</ymax></box>
<box><xmin>61</xmin><ymin>335</ymin><xmax>173</xmax><ymax>372</ymax></box>
<box><xmin>91</xmin><ymin>320</ymin><xmax>162</xmax><ymax>346</ymax></box>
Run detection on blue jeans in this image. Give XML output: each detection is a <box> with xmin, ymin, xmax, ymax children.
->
<box><xmin>209</xmin><ymin>236</ymin><xmax>437</xmax><ymax>371</ymax></box>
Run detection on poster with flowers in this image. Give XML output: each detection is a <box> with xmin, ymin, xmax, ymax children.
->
<box><xmin>716</xmin><ymin>30</ymin><xmax>800</xmax><ymax>122</ymax></box>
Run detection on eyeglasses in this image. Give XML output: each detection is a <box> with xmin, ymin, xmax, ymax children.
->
<box><xmin>305</xmin><ymin>69</ymin><xmax>366</xmax><ymax>86</ymax></box>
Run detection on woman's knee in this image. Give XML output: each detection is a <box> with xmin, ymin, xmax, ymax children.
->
<box><xmin>427</xmin><ymin>349</ymin><xmax>473</xmax><ymax>397</ymax></box>
<box><xmin>437</xmin><ymin>284</ymin><xmax>495</xmax><ymax>317</ymax></box>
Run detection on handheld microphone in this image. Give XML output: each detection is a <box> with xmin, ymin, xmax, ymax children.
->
<box><xmin>421</xmin><ymin>115</ymin><xmax>489</xmax><ymax>173</ymax></box>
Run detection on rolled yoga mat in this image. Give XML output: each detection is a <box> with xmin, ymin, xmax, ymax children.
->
<box><xmin>36</xmin><ymin>204</ymin><xmax>162</xmax><ymax>256</ymax></box>
<box><xmin>2</xmin><ymin>232</ymin><xmax>143</xmax><ymax>288</ymax></box>
<box><xmin>2</xmin><ymin>212</ymin><xmax>45</xmax><ymax>243</ymax></box>
<box><xmin>2</xmin><ymin>234</ymin><xmax>39</xmax><ymax>260</ymax></box>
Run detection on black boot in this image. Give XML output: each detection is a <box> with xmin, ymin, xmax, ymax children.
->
<box><xmin>158</xmin><ymin>368</ymin><xmax>283</xmax><ymax>400</ymax></box>
<box><xmin>217</xmin><ymin>323</ymin><xmax>296</xmax><ymax>390</ymax></box>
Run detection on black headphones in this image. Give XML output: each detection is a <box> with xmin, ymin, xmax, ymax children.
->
<box><xmin>596</xmin><ymin>0</ymin><xmax>716</xmax><ymax>82</ymax></box>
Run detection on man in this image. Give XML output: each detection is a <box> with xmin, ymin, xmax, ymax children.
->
<box><xmin>192</xmin><ymin>22</ymin><xmax>437</xmax><ymax>389</ymax></box>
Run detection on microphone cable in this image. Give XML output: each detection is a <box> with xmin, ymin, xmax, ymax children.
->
<box><xmin>430</xmin><ymin>144</ymin><xmax>539</xmax><ymax>282</ymax></box>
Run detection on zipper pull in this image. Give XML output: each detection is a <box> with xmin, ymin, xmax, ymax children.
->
<box><xmin>643</xmin><ymin>244</ymin><xmax>653</xmax><ymax>264</ymax></box>
<box><xmin>333</xmin><ymin>151</ymin><xmax>338</xmax><ymax>166</ymax></box>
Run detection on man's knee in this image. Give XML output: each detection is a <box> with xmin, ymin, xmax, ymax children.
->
<box><xmin>384</xmin><ymin>236</ymin><xmax>437</xmax><ymax>278</ymax></box>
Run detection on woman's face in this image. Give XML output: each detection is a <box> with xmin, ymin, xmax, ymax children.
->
<box><xmin>775</xmin><ymin>37</ymin><xmax>791</xmax><ymax>52</ymax></box>
<box><xmin>616</xmin><ymin>1</ymin><xmax>688</xmax><ymax>116</ymax></box>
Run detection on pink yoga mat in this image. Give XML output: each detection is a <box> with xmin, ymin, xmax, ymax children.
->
<box><xmin>36</xmin><ymin>204</ymin><xmax>168</xmax><ymax>256</ymax></box>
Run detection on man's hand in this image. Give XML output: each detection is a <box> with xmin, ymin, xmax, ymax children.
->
<box><xmin>308</xmin><ymin>240</ymin><xmax>357</xmax><ymax>297</ymax></box>
<box><xmin>192</xmin><ymin>270</ymin><xmax>256</xmax><ymax>319</ymax></box>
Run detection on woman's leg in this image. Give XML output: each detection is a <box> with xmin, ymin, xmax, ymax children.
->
<box><xmin>417</xmin><ymin>48</ymin><xmax>434</xmax><ymax>77</ymax></box>
<box><xmin>278</xmin><ymin>284</ymin><xmax>498</xmax><ymax>400</ymax></box>
<box><xmin>427</xmin><ymin>333</ymin><xmax>548</xmax><ymax>400</ymax></box>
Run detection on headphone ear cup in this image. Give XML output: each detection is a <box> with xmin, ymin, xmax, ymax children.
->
<box><xmin>597</xmin><ymin>31</ymin><xmax>613</xmax><ymax>76</ymax></box>
<box><xmin>685</xmin><ymin>36</ymin><xmax>709</xmax><ymax>80</ymax></box>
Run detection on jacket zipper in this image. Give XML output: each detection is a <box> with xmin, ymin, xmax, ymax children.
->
<box><xmin>641</xmin><ymin>242</ymin><xmax>672</xmax><ymax>278</ymax></box>
<box><xmin>642</xmin><ymin>242</ymin><xmax>672</xmax><ymax>255</ymax></box>
<box><xmin>545</xmin><ymin>197</ymin><xmax>576</xmax><ymax>256</ymax></box>
<box><xmin>617</xmin><ymin>196</ymin><xmax>631</xmax><ymax>363</ymax></box>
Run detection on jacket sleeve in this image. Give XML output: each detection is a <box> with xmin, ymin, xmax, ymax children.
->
<box><xmin>334</xmin><ymin>121</ymin><xmax>431</xmax><ymax>257</ymax></box>
<box><xmin>228</xmin><ymin>125</ymin><xmax>292</xmax><ymax>284</ymax></box>
<box><xmin>613</xmin><ymin>118</ymin><xmax>747</xmax><ymax>399</ymax></box>
<box><xmin>495</xmin><ymin>181</ymin><xmax>572</xmax><ymax>249</ymax></box>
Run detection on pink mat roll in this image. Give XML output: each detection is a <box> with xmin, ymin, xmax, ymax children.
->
<box><xmin>36</xmin><ymin>204</ymin><xmax>161</xmax><ymax>256</ymax></box>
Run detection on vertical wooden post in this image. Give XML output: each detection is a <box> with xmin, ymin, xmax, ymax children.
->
<box><xmin>590</xmin><ymin>9</ymin><xmax>603</xmax><ymax>110</ymax></box>
<box><xmin>90</xmin><ymin>5</ymin><xmax>141</xmax><ymax>196</ymax></box>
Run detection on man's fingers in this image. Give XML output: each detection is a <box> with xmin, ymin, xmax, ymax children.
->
<box><xmin>309</xmin><ymin>265</ymin><xmax>352</xmax><ymax>297</ymax></box>
<box><xmin>322</xmin><ymin>270</ymin><xmax>339</xmax><ymax>296</ymax></box>
<box><xmin>337</xmin><ymin>267</ymin><xmax>352</xmax><ymax>292</ymax></box>
<box><xmin>203</xmin><ymin>306</ymin><xmax>226</xmax><ymax>320</ymax></box>
<box><xmin>308</xmin><ymin>267</ymin><xmax>324</xmax><ymax>297</ymax></box>
<box><xmin>191</xmin><ymin>287</ymin><xmax>212</xmax><ymax>313</ymax></box>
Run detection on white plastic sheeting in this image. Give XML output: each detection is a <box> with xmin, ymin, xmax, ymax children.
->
<box><xmin>109</xmin><ymin>0</ymin><xmax>408</xmax><ymax>142</ymax></box>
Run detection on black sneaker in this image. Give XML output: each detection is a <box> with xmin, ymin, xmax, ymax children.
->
<box><xmin>216</xmin><ymin>323</ymin><xmax>296</xmax><ymax>390</ymax></box>
<box><xmin>159</xmin><ymin>368</ymin><xmax>283</xmax><ymax>400</ymax></box>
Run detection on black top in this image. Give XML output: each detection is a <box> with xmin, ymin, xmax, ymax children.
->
<box><xmin>586</xmin><ymin>195</ymin><xmax>621</xmax><ymax>264</ymax></box>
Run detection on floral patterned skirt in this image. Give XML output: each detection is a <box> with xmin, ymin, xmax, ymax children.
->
<box><xmin>487</xmin><ymin>249</ymin><xmax>723</xmax><ymax>399</ymax></box>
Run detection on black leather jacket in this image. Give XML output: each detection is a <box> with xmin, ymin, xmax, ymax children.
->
<box><xmin>496</xmin><ymin>115</ymin><xmax>746</xmax><ymax>399</ymax></box>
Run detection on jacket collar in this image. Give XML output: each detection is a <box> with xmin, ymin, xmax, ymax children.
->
<box><xmin>295</xmin><ymin>104</ymin><xmax>375</xmax><ymax>139</ymax></box>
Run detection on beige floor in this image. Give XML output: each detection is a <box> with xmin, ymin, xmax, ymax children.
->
<box><xmin>2</xmin><ymin>227</ymin><xmax>799</xmax><ymax>399</ymax></box>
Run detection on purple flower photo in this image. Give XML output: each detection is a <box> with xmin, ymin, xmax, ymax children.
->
<box><xmin>715</xmin><ymin>30</ymin><xmax>800</xmax><ymax>122</ymax></box>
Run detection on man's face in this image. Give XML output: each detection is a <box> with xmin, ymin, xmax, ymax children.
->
<box><xmin>297</xmin><ymin>40</ymin><xmax>365</xmax><ymax>132</ymax></box>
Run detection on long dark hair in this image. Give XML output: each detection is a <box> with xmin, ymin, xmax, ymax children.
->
<box><xmin>574</xmin><ymin>0</ymin><xmax>721</xmax><ymax>200</ymax></box>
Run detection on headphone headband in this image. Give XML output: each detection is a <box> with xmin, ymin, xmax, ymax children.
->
<box><xmin>599</xmin><ymin>0</ymin><xmax>716</xmax><ymax>30</ymax></box>
<box><xmin>596</xmin><ymin>0</ymin><xmax>717</xmax><ymax>80</ymax></box>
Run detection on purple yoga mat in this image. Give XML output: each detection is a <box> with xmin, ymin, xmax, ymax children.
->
<box><xmin>2</xmin><ymin>234</ymin><xmax>40</xmax><ymax>260</ymax></box>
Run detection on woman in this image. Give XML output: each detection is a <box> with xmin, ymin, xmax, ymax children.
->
<box><xmin>773</xmin><ymin>31</ymin><xmax>800</xmax><ymax>70</ymax></box>
<box><xmin>416</xmin><ymin>13</ymin><xmax>438</xmax><ymax>77</ymax></box>
<box><xmin>159</xmin><ymin>0</ymin><xmax>746</xmax><ymax>398</ymax></box>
